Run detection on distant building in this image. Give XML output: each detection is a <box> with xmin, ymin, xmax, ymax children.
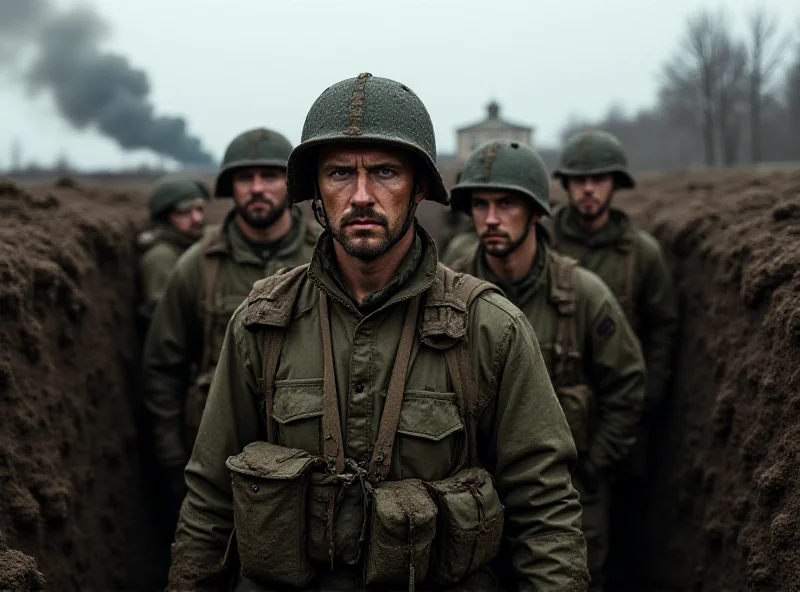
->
<box><xmin>456</xmin><ymin>101</ymin><xmax>534</xmax><ymax>161</ymax></box>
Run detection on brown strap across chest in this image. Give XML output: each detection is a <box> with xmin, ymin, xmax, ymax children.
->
<box><xmin>200</xmin><ymin>254</ymin><xmax>222</xmax><ymax>373</ymax></box>
<box><xmin>548</xmin><ymin>251</ymin><xmax>582</xmax><ymax>388</ymax></box>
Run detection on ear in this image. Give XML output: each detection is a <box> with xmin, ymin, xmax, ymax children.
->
<box><xmin>530</xmin><ymin>214</ymin><xmax>543</xmax><ymax>226</ymax></box>
<box><xmin>413</xmin><ymin>175</ymin><xmax>429</xmax><ymax>205</ymax></box>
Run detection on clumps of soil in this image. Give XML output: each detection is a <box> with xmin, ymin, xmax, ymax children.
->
<box><xmin>606</xmin><ymin>169</ymin><xmax>800</xmax><ymax>591</ymax></box>
<box><xmin>0</xmin><ymin>549</ymin><xmax>45</xmax><ymax>591</ymax></box>
<box><xmin>0</xmin><ymin>178</ymin><xmax>164</xmax><ymax>590</ymax></box>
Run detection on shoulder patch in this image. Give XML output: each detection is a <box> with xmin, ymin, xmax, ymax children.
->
<box><xmin>596</xmin><ymin>315</ymin><xmax>617</xmax><ymax>338</ymax></box>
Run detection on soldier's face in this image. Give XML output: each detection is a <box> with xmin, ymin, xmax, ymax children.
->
<box><xmin>168</xmin><ymin>199</ymin><xmax>205</xmax><ymax>238</ymax></box>
<box><xmin>471</xmin><ymin>191</ymin><xmax>539</xmax><ymax>257</ymax></box>
<box><xmin>316</xmin><ymin>144</ymin><xmax>426</xmax><ymax>260</ymax></box>
<box><xmin>566</xmin><ymin>174</ymin><xmax>614</xmax><ymax>220</ymax></box>
<box><xmin>232</xmin><ymin>166</ymin><xmax>288</xmax><ymax>229</ymax></box>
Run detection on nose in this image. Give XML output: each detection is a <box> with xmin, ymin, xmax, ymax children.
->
<box><xmin>485</xmin><ymin>203</ymin><xmax>500</xmax><ymax>226</ymax></box>
<box><xmin>582</xmin><ymin>177</ymin><xmax>596</xmax><ymax>193</ymax></box>
<box><xmin>251</xmin><ymin>174</ymin><xmax>268</xmax><ymax>194</ymax></box>
<box><xmin>191</xmin><ymin>208</ymin><xmax>204</xmax><ymax>225</ymax></box>
<box><xmin>350</xmin><ymin>170</ymin><xmax>374</xmax><ymax>207</ymax></box>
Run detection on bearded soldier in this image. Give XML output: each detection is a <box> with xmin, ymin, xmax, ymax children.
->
<box><xmin>168</xmin><ymin>74</ymin><xmax>588</xmax><ymax>591</ymax></box>
<box><xmin>142</xmin><ymin>128</ymin><xmax>318</xmax><ymax>516</ymax></box>
<box><xmin>447</xmin><ymin>139</ymin><xmax>646</xmax><ymax>591</ymax></box>
<box><xmin>137</xmin><ymin>174</ymin><xmax>209</xmax><ymax>328</ymax></box>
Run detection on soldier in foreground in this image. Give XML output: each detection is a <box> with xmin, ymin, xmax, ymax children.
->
<box><xmin>142</xmin><ymin>128</ymin><xmax>317</xmax><ymax>517</ymax></box>
<box><xmin>169</xmin><ymin>73</ymin><xmax>588</xmax><ymax>591</ymax></box>
<box><xmin>136</xmin><ymin>174</ymin><xmax>209</xmax><ymax>328</ymax></box>
<box><xmin>447</xmin><ymin>140</ymin><xmax>646</xmax><ymax>591</ymax></box>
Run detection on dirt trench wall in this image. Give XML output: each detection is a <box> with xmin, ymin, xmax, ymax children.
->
<box><xmin>0</xmin><ymin>179</ymin><xmax>162</xmax><ymax>590</ymax></box>
<box><xmin>608</xmin><ymin>170</ymin><xmax>800</xmax><ymax>591</ymax></box>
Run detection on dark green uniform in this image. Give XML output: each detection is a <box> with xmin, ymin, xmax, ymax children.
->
<box><xmin>137</xmin><ymin>225</ymin><xmax>197</xmax><ymax>324</ymax></box>
<box><xmin>137</xmin><ymin>174</ymin><xmax>210</xmax><ymax>326</ymax></box>
<box><xmin>143</xmin><ymin>207</ymin><xmax>317</xmax><ymax>470</ymax></box>
<box><xmin>549</xmin><ymin>206</ymin><xmax>677</xmax><ymax>420</ymax></box>
<box><xmin>169</xmin><ymin>74</ymin><xmax>588</xmax><ymax>591</ymax></box>
<box><xmin>450</xmin><ymin>237</ymin><xmax>645</xmax><ymax>590</ymax></box>
<box><xmin>449</xmin><ymin>139</ymin><xmax>645</xmax><ymax>591</ymax></box>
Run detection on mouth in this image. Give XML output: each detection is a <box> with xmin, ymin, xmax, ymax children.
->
<box><xmin>346</xmin><ymin>219</ymin><xmax>383</xmax><ymax>229</ymax></box>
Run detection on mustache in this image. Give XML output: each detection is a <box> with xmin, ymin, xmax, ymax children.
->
<box><xmin>340</xmin><ymin>207</ymin><xmax>388</xmax><ymax>228</ymax></box>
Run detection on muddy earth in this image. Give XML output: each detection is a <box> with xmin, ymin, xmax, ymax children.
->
<box><xmin>1</xmin><ymin>169</ymin><xmax>799</xmax><ymax>591</ymax></box>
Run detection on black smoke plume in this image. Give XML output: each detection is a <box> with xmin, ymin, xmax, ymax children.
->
<box><xmin>0</xmin><ymin>1</ymin><xmax>214</xmax><ymax>165</ymax></box>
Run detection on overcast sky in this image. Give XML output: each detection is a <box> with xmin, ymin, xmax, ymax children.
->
<box><xmin>0</xmin><ymin>0</ymin><xmax>796</xmax><ymax>170</ymax></box>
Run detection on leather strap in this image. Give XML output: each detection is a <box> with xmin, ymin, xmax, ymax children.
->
<box><xmin>319</xmin><ymin>295</ymin><xmax>346</xmax><ymax>474</ymax></box>
<box><xmin>367</xmin><ymin>295</ymin><xmax>422</xmax><ymax>482</ymax></box>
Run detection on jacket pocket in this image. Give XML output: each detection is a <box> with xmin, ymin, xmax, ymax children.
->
<box><xmin>427</xmin><ymin>468</ymin><xmax>504</xmax><ymax>585</ymax></box>
<box><xmin>364</xmin><ymin>479</ymin><xmax>438</xmax><ymax>587</ymax></box>
<box><xmin>396</xmin><ymin>391</ymin><xmax>464</xmax><ymax>482</ymax></box>
<box><xmin>226</xmin><ymin>441</ymin><xmax>317</xmax><ymax>588</ymax></box>
<box><xmin>273</xmin><ymin>379</ymin><xmax>324</xmax><ymax>454</ymax></box>
<box><xmin>556</xmin><ymin>384</ymin><xmax>594</xmax><ymax>454</ymax></box>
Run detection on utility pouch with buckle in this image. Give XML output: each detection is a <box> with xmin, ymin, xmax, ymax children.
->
<box><xmin>427</xmin><ymin>467</ymin><xmax>504</xmax><ymax>585</ymax></box>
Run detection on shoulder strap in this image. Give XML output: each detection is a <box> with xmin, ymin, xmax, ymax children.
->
<box><xmin>615</xmin><ymin>229</ymin><xmax>638</xmax><ymax>322</ymax></box>
<box><xmin>427</xmin><ymin>264</ymin><xmax>500</xmax><ymax>467</ymax></box>
<box><xmin>547</xmin><ymin>250</ymin><xmax>582</xmax><ymax>387</ymax></box>
<box><xmin>241</xmin><ymin>264</ymin><xmax>309</xmax><ymax>443</ymax></box>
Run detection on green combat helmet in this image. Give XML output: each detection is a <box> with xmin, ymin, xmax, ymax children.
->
<box><xmin>149</xmin><ymin>173</ymin><xmax>210</xmax><ymax>221</ymax></box>
<box><xmin>552</xmin><ymin>129</ymin><xmax>635</xmax><ymax>189</ymax></box>
<box><xmin>286</xmin><ymin>73</ymin><xmax>448</xmax><ymax>207</ymax></box>
<box><xmin>214</xmin><ymin>128</ymin><xmax>294</xmax><ymax>197</ymax></box>
<box><xmin>450</xmin><ymin>139</ymin><xmax>551</xmax><ymax>216</ymax></box>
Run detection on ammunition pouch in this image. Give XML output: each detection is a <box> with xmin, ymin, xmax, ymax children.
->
<box><xmin>427</xmin><ymin>468</ymin><xmax>504</xmax><ymax>586</ymax></box>
<box><xmin>226</xmin><ymin>441</ymin><xmax>318</xmax><ymax>588</ymax></box>
<box><xmin>364</xmin><ymin>479</ymin><xmax>438</xmax><ymax>587</ymax></box>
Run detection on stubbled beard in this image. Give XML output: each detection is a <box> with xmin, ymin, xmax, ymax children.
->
<box><xmin>572</xmin><ymin>195</ymin><xmax>611</xmax><ymax>221</ymax></box>
<box><xmin>331</xmin><ymin>206</ymin><xmax>399</xmax><ymax>261</ymax></box>
<box><xmin>236</xmin><ymin>195</ymin><xmax>288</xmax><ymax>229</ymax></box>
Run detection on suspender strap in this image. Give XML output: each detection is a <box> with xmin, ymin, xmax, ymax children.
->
<box><xmin>319</xmin><ymin>295</ymin><xmax>347</xmax><ymax>474</ymax></box>
<box><xmin>200</xmin><ymin>255</ymin><xmax>221</xmax><ymax>372</ymax></box>
<box><xmin>260</xmin><ymin>329</ymin><xmax>287</xmax><ymax>444</ymax></box>
<box><xmin>368</xmin><ymin>295</ymin><xmax>422</xmax><ymax>482</ymax></box>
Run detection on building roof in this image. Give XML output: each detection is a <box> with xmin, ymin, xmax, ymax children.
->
<box><xmin>457</xmin><ymin>101</ymin><xmax>533</xmax><ymax>133</ymax></box>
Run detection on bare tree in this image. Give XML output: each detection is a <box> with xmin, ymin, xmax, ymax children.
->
<box><xmin>718</xmin><ymin>38</ymin><xmax>749</xmax><ymax>166</ymax></box>
<box><xmin>746</xmin><ymin>8</ymin><xmax>788</xmax><ymax>163</ymax></box>
<box><xmin>786</xmin><ymin>33</ymin><xmax>800</xmax><ymax>159</ymax></box>
<box><xmin>659</xmin><ymin>9</ymin><xmax>753</xmax><ymax>167</ymax></box>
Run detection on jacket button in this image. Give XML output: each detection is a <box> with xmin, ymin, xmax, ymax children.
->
<box><xmin>355</xmin><ymin>383</ymin><xmax>365</xmax><ymax>393</ymax></box>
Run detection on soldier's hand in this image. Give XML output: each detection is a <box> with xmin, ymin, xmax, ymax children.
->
<box><xmin>576</xmin><ymin>457</ymin><xmax>600</xmax><ymax>496</ymax></box>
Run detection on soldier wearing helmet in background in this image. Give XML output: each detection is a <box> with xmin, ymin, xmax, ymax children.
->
<box><xmin>142</xmin><ymin>128</ymin><xmax>318</xmax><ymax>519</ymax></box>
<box><xmin>550</xmin><ymin>130</ymin><xmax>678</xmax><ymax>465</ymax></box>
<box><xmin>550</xmin><ymin>130</ymin><xmax>679</xmax><ymax>585</ymax></box>
<box><xmin>447</xmin><ymin>139</ymin><xmax>646</xmax><ymax>591</ymax></box>
<box><xmin>136</xmin><ymin>174</ymin><xmax>210</xmax><ymax>328</ymax></box>
<box><xmin>168</xmin><ymin>73</ymin><xmax>588</xmax><ymax>591</ymax></box>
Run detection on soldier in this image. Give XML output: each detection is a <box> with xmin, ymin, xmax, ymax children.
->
<box><xmin>550</xmin><ymin>130</ymin><xmax>679</xmax><ymax>585</ymax></box>
<box><xmin>550</xmin><ymin>130</ymin><xmax>678</xmax><ymax>469</ymax></box>
<box><xmin>142</xmin><ymin>128</ymin><xmax>318</xmax><ymax>516</ymax></box>
<box><xmin>136</xmin><ymin>174</ymin><xmax>209</xmax><ymax>328</ymax></box>
<box><xmin>447</xmin><ymin>139</ymin><xmax>646</xmax><ymax>591</ymax></box>
<box><xmin>168</xmin><ymin>73</ymin><xmax>588</xmax><ymax>591</ymax></box>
